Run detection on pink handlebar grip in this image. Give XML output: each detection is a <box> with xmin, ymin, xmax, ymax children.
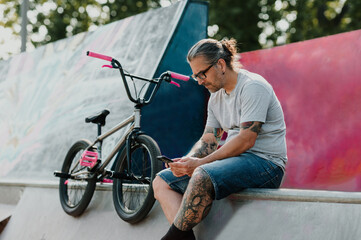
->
<box><xmin>87</xmin><ymin>51</ymin><xmax>113</xmax><ymax>62</ymax></box>
<box><xmin>170</xmin><ymin>72</ymin><xmax>190</xmax><ymax>81</ymax></box>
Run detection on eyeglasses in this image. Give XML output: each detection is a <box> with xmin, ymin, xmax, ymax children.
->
<box><xmin>191</xmin><ymin>64</ymin><xmax>214</xmax><ymax>81</ymax></box>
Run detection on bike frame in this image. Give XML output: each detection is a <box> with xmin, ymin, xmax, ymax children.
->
<box><xmin>89</xmin><ymin>112</ymin><xmax>136</xmax><ymax>173</ymax></box>
<box><xmin>65</xmin><ymin>51</ymin><xmax>191</xmax><ymax>180</ymax></box>
<box><xmin>68</xmin><ymin>113</ymin><xmax>135</xmax><ymax>178</ymax></box>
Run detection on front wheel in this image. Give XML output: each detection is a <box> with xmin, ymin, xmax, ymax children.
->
<box><xmin>59</xmin><ymin>139</ymin><xmax>97</xmax><ymax>216</ymax></box>
<box><xmin>112</xmin><ymin>134</ymin><xmax>162</xmax><ymax>223</ymax></box>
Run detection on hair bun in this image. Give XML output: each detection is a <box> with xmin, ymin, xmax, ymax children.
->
<box><xmin>220</xmin><ymin>38</ymin><xmax>238</xmax><ymax>56</ymax></box>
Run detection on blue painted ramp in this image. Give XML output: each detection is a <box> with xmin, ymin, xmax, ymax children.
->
<box><xmin>143</xmin><ymin>1</ymin><xmax>209</xmax><ymax>158</ymax></box>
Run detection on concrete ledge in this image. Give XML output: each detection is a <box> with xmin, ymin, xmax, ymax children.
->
<box><xmin>0</xmin><ymin>179</ymin><xmax>59</xmax><ymax>189</ymax></box>
<box><xmin>230</xmin><ymin>188</ymin><xmax>361</xmax><ymax>204</ymax></box>
<box><xmin>1</xmin><ymin>179</ymin><xmax>361</xmax><ymax>204</ymax></box>
<box><xmin>0</xmin><ymin>179</ymin><xmax>112</xmax><ymax>191</ymax></box>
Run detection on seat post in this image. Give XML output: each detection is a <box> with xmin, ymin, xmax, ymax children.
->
<box><xmin>97</xmin><ymin>123</ymin><xmax>103</xmax><ymax>159</ymax></box>
<box><xmin>97</xmin><ymin>123</ymin><xmax>102</xmax><ymax>136</ymax></box>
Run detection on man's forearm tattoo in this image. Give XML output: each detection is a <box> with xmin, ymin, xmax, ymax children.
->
<box><xmin>213</xmin><ymin>128</ymin><xmax>223</xmax><ymax>142</ymax></box>
<box><xmin>191</xmin><ymin>127</ymin><xmax>223</xmax><ymax>158</ymax></box>
<box><xmin>173</xmin><ymin>168</ymin><xmax>214</xmax><ymax>231</ymax></box>
<box><xmin>191</xmin><ymin>141</ymin><xmax>218</xmax><ymax>158</ymax></box>
<box><xmin>241</xmin><ymin>121</ymin><xmax>263</xmax><ymax>134</ymax></box>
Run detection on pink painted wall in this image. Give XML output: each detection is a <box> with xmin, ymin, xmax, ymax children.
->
<box><xmin>239</xmin><ymin>30</ymin><xmax>361</xmax><ymax>191</ymax></box>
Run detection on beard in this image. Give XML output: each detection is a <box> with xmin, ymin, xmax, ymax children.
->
<box><xmin>203</xmin><ymin>70</ymin><xmax>225</xmax><ymax>93</ymax></box>
<box><xmin>204</xmin><ymin>84</ymin><xmax>221</xmax><ymax>93</ymax></box>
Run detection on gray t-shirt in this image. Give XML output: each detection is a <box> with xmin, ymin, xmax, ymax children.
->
<box><xmin>206</xmin><ymin>69</ymin><xmax>287</xmax><ymax>170</ymax></box>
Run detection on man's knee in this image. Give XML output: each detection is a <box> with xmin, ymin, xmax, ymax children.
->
<box><xmin>192</xmin><ymin>167</ymin><xmax>211</xmax><ymax>182</ymax></box>
<box><xmin>153</xmin><ymin>175</ymin><xmax>170</xmax><ymax>200</ymax></box>
<box><xmin>190</xmin><ymin>167</ymin><xmax>215</xmax><ymax>199</ymax></box>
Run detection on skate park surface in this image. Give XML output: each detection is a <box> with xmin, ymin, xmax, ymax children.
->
<box><xmin>2</xmin><ymin>180</ymin><xmax>361</xmax><ymax>240</ymax></box>
<box><xmin>1</xmin><ymin>0</ymin><xmax>361</xmax><ymax>239</ymax></box>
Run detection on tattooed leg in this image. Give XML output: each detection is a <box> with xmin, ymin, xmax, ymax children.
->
<box><xmin>173</xmin><ymin>167</ymin><xmax>215</xmax><ymax>231</ymax></box>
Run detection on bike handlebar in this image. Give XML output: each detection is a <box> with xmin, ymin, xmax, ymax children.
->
<box><xmin>86</xmin><ymin>51</ymin><xmax>191</xmax><ymax>106</ymax></box>
<box><xmin>87</xmin><ymin>51</ymin><xmax>113</xmax><ymax>62</ymax></box>
<box><xmin>168</xmin><ymin>72</ymin><xmax>190</xmax><ymax>81</ymax></box>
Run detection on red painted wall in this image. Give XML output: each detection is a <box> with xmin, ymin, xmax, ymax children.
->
<box><xmin>239</xmin><ymin>30</ymin><xmax>361</xmax><ymax>191</ymax></box>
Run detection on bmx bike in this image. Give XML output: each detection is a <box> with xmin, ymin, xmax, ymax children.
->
<box><xmin>54</xmin><ymin>51</ymin><xmax>190</xmax><ymax>223</ymax></box>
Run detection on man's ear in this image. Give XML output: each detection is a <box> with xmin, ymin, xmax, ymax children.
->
<box><xmin>217</xmin><ymin>58</ymin><xmax>227</xmax><ymax>73</ymax></box>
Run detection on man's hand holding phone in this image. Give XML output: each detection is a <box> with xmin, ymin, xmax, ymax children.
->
<box><xmin>165</xmin><ymin>156</ymin><xmax>202</xmax><ymax>177</ymax></box>
<box><xmin>157</xmin><ymin>155</ymin><xmax>174</xmax><ymax>164</ymax></box>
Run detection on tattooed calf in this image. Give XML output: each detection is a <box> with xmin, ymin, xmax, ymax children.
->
<box><xmin>173</xmin><ymin>168</ymin><xmax>214</xmax><ymax>231</ymax></box>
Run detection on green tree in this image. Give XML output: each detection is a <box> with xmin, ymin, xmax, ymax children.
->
<box><xmin>208</xmin><ymin>0</ymin><xmax>268</xmax><ymax>51</ymax></box>
<box><xmin>284</xmin><ymin>0</ymin><xmax>361</xmax><ymax>43</ymax></box>
<box><xmin>207</xmin><ymin>0</ymin><xmax>361</xmax><ymax>51</ymax></box>
<box><xmin>1</xmin><ymin>0</ymin><xmax>360</xmax><ymax>56</ymax></box>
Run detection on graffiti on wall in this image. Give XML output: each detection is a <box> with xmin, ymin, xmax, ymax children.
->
<box><xmin>240</xmin><ymin>30</ymin><xmax>361</xmax><ymax>191</ymax></box>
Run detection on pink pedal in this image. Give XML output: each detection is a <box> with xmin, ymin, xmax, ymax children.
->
<box><xmin>101</xmin><ymin>179</ymin><xmax>113</xmax><ymax>183</ymax></box>
<box><xmin>65</xmin><ymin>180</ymin><xmax>69</xmax><ymax>185</ymax></box>
<box><xmin>80</xmin><ymin>150</ymin><xmax>98</xmax><ymax>167</ymax></box>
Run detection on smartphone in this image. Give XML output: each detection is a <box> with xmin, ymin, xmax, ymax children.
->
<box><xmin>157</xmin><ymin>155</ymin><xmax>174</xmax><ymax>164</ymax></box>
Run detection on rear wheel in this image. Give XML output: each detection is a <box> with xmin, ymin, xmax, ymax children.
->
<box><xmin>59</xmin><ymin>140</ymin><xmax>97</xmax><ymax>216</ymax></box>
<box><xmin>112</xmin><ymin>134</ymin><xmax>162</xmax><ymax>223</ymax></box>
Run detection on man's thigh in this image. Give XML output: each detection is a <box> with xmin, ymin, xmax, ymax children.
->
<box><xmin>200</xmin><ymin>152</ymin><xmax>284</xmax><ymax>200</ymax></box>
<box><xmin>156</xmin><ymin>168</ymin><xmax>190</xmax><ymax>195</ymax></box>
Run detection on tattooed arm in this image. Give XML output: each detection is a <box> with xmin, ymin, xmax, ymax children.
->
<box><xmin>186</xmin><ymin>126</ymin><xmax>224</xmax><ymax>158</ymax></box>
<box><xmin>168</xmin><ymin>126</ymin><xmax>223</xmax><ymax>177</ymax></box>
<box><xmin>198</xmin><ymin>121</ymin><xmax>263</xmax><ymax>165</ymax></box>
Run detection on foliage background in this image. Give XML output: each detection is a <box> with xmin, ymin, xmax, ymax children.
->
<box><xmin>0</xmin><ymin>0</ymin><xmax>360</xmax><ymax>58</ymax></box>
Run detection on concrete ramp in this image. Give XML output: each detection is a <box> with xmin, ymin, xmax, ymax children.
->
<box><xmin>2</xmin><ymin>182</ymin><xmax>361</xmax><ymax>240</ymax></box>
<box><xmin>0</xmin><ymin>183</ymin><xmax>169</xmax><ymax>239</ymax></box>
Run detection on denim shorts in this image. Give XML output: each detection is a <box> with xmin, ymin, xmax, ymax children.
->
<box><xmin>156</xmin><ymin>152</ymin><xmax>284</xmax><ymax>200</ymax></box>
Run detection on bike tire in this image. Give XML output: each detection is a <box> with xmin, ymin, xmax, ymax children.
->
<box><xmin>59</xmin><ymin>139</ymin><xmax>97</xmax><ymax>216</ymax></box>
<box><xmin>112</xmin><ymin>134</ymin><xmax>162</xmax><ymax>223</ymax></box>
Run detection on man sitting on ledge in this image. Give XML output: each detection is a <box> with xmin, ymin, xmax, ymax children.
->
<box><xmin>153</xmin><ymin>38</ymin><xmax>287</xmax><ymax>240</ymax></box>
